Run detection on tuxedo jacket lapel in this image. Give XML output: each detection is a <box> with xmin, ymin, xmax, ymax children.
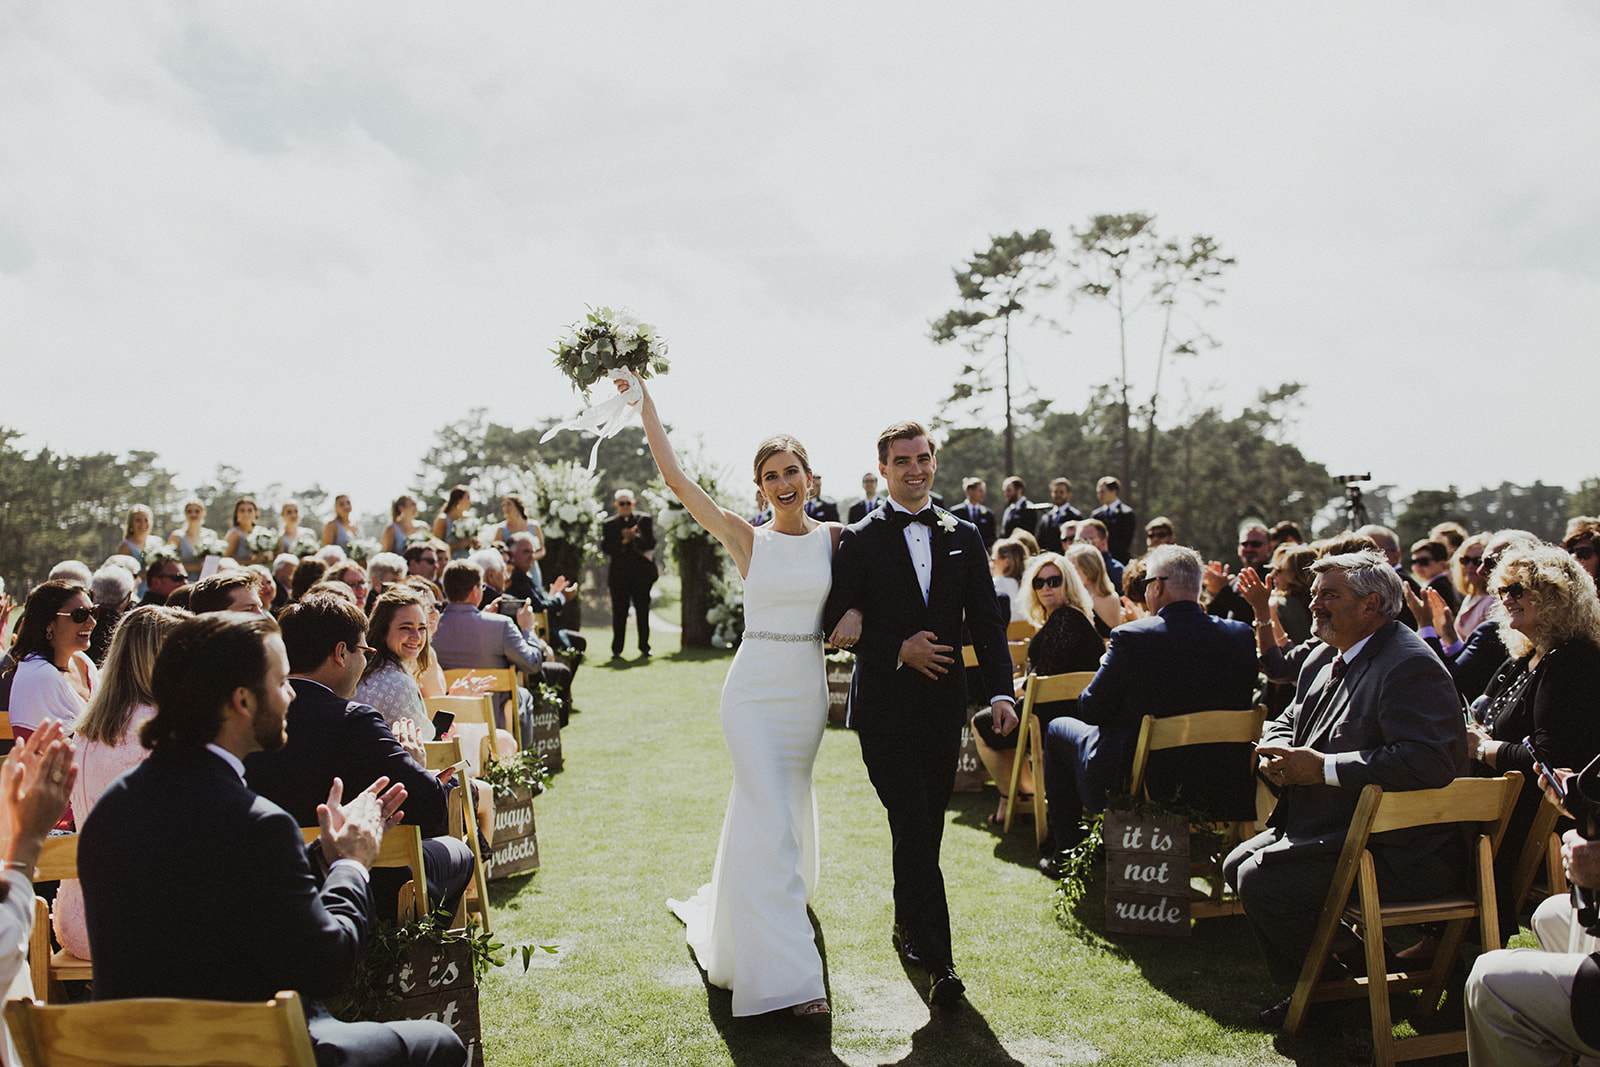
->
<box><xmin>873</xmin><ymin>510</ymin><xmax>928</xmax><ymax>617</ymax></box>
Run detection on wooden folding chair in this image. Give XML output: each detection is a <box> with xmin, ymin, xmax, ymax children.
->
<box><xmin>1003</xmin><ymin>671</ymin><xmax>1097</xmax><ymax>848</ymax></box>
<box><xmin>960</xmin><ymin>645</ymin><xmax>979</xmax><ymax>668</ymax></box>
<box><xmin>1507</xmin><ymin>789</ymin><xmax>1568</xmax><ymax>922</ymax></box>
<box><xmin>1282</xmin><ymin>773</ymin><xmax>1522</xmax><ymax>1067</ymax></box>
<box><xmin>424</xmin><ymin>694</ymin><xmax>497</xmax><ymax>773</ymax></box>
<box><xmin>423</xmin><ymin>738</ymin><xmax>491</xmax><ymax>932</ymax></box>
<box><xmin>27</xmin><ymin>835</ymin><xmax>89</xmax><ymax>1004</ymax></box>
<box><xmin>0</xmin><ymin>712</ymin><xmax>12</xmax><ymax>741</ymax></box>
<box><xmin>1006</xmin><ymin>619</ymin><xmax>1039</xmax><ymax>641</ymax></box>
<box><xmin>443</xmin><ymin>668</ymin><xmax>522</xmax><ymax>749</ymax></box>
<box><xmin>1007</xmin><ymin>641</ymin><xmax>1029</xmax><ymax>676</ymax></box>
<box><xmin>1125</xmin><ymin>707</ymin><xmax>1266</xmax><ymax>920</ymax></box>
<box><xmin>5</xmin><ymin>989</ymin><xmax>317</xmax><ymax>1067</ymax></box>
<box><xmin>300</xmin><ymin>825</ymin><xmax>428</xmax><ymax>921</ymax></box>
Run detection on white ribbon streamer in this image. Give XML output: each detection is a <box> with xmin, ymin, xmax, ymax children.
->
<box><xmin>539</xmin><ymin>368</ymin><xmax>645</xmax><ymax>471</ymax></box>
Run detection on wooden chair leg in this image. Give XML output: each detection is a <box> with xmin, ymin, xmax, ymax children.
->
<box><xmin>1548</xmin><ymin>833</ymin><xmax>1568</xmax><ymax>896</ymax></box>
<box><xmin>1031</xmin><ymin>716</ymin><xmax>1049</xmax><ymax>851</ymax></box>
<box><xmin>1356</xmin><ymin>856</ymin><xmax>1397</xmax><ymax>1067</ymax></box>
<box><xmin>1285</xmin><ymin>895</ymin><xmax>1346</xmax><ymax>1033</ymax></box>
<box><xmin>1002</xmin><ymin>705</ymin><xmax>1032</xmax><ymax>835</ymax></box>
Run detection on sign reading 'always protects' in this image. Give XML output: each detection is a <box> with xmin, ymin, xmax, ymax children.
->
<box><xmin>1103</xmin><ymin>810</ymin><xmax>1191</xmax><ymax>937</ymax></box>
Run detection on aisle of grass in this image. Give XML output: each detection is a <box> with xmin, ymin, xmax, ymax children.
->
<box><xmin>475</xmin><ymin>629</ymin><xmax>1473</xmax><ymax>1066</ymax></box>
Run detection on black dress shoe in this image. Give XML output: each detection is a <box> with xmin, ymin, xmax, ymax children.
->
<box><xmin>928</xmin><ymin>967</ymin><xmax>966</xmax><ymax>1009</ymax></box>
<box><xmin>1257</xmin><ymin>994</ymin><xmax>1292</xmax><ymax>1029</ymax></box>
<box><xmin>1038</xmin><ymin>852</ymin><xmax>1067</xmax><ymax>878</ymax></box>
<box><xmin>891</xmin><ymin>924</ymin><xmax>924</xmax><ymax>968</ymax></box>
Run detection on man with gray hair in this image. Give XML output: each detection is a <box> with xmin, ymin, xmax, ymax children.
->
<box><xmin>600</xmin><ymin>488</ymin><xmax>656</xmax><ymax>659</ymax></box>
<box><xmin>1038</xmin><ymin>545</ymin><xmax>1259</xmax><ymax>873</ymax></box>
<box><xmin>89</xmin><ymin>565</ymin><xmax>137</xmax><ymax>665</ymax></box>
<box><xmin>1223</xmin><ymin>550</ymin><xmax>1468</xmax><ymax>1028</ymax></box>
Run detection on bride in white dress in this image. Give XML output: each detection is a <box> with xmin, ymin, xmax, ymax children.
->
<box><xmin>626</xmin><ymin>378</ymin><xmax>860</xmax><ymax>1018</ymax></box>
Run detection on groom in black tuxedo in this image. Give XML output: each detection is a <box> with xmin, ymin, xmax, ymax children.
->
<box><xmin>823</xmin><ymin>422</ymin><xmax>1017</xmax><ymax>1009</ymax></box>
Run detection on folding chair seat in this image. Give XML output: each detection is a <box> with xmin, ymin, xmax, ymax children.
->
<box><xmin>1002</xmin><ymin>671</ymin><xmax>1097</xmax><ymax>848</ymax></box>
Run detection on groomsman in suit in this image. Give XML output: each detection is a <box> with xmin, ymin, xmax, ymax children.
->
<box><xmin>1090</xmin><ymin>476</ymin><xmax>1137</xmax><ymax>563</ymax></box>
<box><xmin>804</xmin><ymin>475</ymin><xmax>841</xmax><ymax>523</ymax></box>
<box><xmin>80</xmin><ymin>611</ymin><xmax>466</xmax><ymax>1067</ymax></box>
<box><xmin>601</xmin><ymin>489</ymin><xmax>657</xmax><ymax>658</ymax></box>
<box><xmin>999</xmin><ymin>476</ymin><xmax>1037</xmax><ymax>538</ymax></box>
<box><xmin>1223</xmin><ymin>551</ymin><xmax>1466</xmax><ymax>1027</ymax></box>
<box><xmin>1036</xmin><ymin>477</ymin><xmax>1083</xmax><ymax>554</ymax></box>
<box><xmin>955</xmin><ymin>478</ymin><xmax>997</xmax><ymax>549</ymax></box>
<box><xmin>824</xmin><ymin>422</ymin><xmax>1016</xmax><ymax>1010</ymax></box>
<box><xmin>847</xmin><ymin>472</ymin><xmax>883</xmax><ymax>524</ymax></box>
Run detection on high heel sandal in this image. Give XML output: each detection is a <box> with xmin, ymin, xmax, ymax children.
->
<box><xmin>987</xmin><ymin>795</ymin><xmax>1031</xmax><ymax>826</ymax></box>
<box><xmin>792</xmin><ymin>999</ymin><xmax>831</xmax><ymax>1017</ymax></box>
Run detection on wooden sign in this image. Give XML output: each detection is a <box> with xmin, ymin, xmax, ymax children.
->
<box><xmin>826</xmin><ymin>660</ymin><xmax>852</xmax><ymax>725</ymax></box>
<box><xmin>487</xmin><ymin>786</ymin><xmax>539</xmax><ymax>879</ymax></box>
<box><xmin>528</xmin><ymin>706</ymin><xmax>563</xmax><ymax>773</ymax></box>
<box><xmin>1103</xmin><ymin>809</ymin><xmax>1191</xmax><ymax>937</ymax></box>
<box><xmin>391</xmin><ymin>938</ymin><xmax>482</xmax><ymax>1065</ymax></box>
<box><xmin>952</xmin><ymin>715</ymin><xmax>985</xmax><ymax>793</ymax></box>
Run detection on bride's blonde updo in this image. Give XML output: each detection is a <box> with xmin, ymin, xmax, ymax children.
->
<box><xmin>752</xmin><ymin>434</ymin><xmax>812</xmax><ymax>484</ymax></box>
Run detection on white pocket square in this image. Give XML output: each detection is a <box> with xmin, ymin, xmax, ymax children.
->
<box><xmin>948</xmin><ymin>549</ymin><xmax>962</xmax><ymax>555</ymax></box>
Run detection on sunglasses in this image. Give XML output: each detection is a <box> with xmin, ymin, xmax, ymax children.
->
<box><xmin>1410</xmin><ymin>557</ymin><xmax>1434</xmax><ymax>567</ymax></box>
<box><xmin>1570</xmin><ymin>545</ymin><xmax>1597</xmax><ymax>562</ymax></box>
<box><xmin>1459</xmin><ymin>555</ymin><xmax>1483</xmax><ymax>567</ymax></box>
<box><xmin>1240</xmin><ymin>539</ymin><xmax>1266</xmax><ymax>548</ymax></box>
<box><xmin>1497</xmin><ymin>582</ymin><xmax>1526</xmax><ymax>602</ymax></box>
<box><xmin>1032</xmin><ymin>574</ymin><xmax>1064</xmax><ymax>590</ymax></box>
<box><xmin>56</xmin><ymin>606</ymin><xmax>99</xmax><ymax>624</ymax></box>
<box><xmin>1480</xmin><ymin>555</ymin><xmax>1500</xmax><ymax>579</ymax></box>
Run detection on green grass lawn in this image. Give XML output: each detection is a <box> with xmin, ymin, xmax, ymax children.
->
<box><xmin>477</xmin><ymin>628</ymin><xmax>1489</xmax><ymax>1066</ymax></box>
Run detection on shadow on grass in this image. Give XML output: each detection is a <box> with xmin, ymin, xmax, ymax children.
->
<box><xmin>944</xmin><ymin>790</ymin><xmax>1043</xmax><ymax>873</ymax></box>
<box><xmin>1058</xmin><ymin>868</ymin><xmax>1471</xmax><ymax>1066</ymax></box>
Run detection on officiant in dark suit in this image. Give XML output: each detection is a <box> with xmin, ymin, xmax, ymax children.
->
<box><xmin>80</xmin><ymin>611</ymin><xmax>465</xmax><ymax>1067</ymax></box>
<box><xmin>601</xmin><ymin>489</ymin><xmax>657</xmax><ymax>658</ymax></box>
<box><xmin>824</xmin><ymin>422</ymin><xmax>1015</xmax><ymax>1010</ymax></box>
<box><xmin>1223</xmin><ymin>550</ymin><xmax>1467</xmax><ymax>1026</ymax></box>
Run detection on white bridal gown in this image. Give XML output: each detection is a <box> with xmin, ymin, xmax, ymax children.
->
<box><xmin>668</xmin><ymin>524</ymin><xmax>829</xmax><ymax>1015</ymax></box>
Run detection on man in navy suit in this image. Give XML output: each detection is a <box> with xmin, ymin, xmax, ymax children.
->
<box><xmin>804</xmin><ymin>474</ymin><xmax>841</xmax><ymax>523</ymax></box>
<box><xmin>955</xmin><ymin>477</ymin><xmax>997</xmax><ymax>549</ymax></box>
<box><xmin>1035</xmin><ymin>477</ymin><xmax>1083</xmax><ymax>554</ymax></box>
<box><xmin>824</xmin><ymin>422</ymin><xmax>1016</xmax><ymax>1010</ymax></box>
<box><xmin>81</xmin><ymin>611</ymin><xmax>465</xmax><ymax>1067</ymax></box>
<box><xmin>846</xmin><ymin>472</ymin><xmax>883</xmax><ymax>524</ymax></box>
<box><xmin>1039</xmin><ymin>545</ymin><xmax>1258</xmax><ymax>872</ymax></box>
<box><xmin>998</xmin><ymin>476</ymin><xmax>1036</xmax><ymax>538</ymax></box>
<box><xmin>247</xmin><ymin>594</ymin><xmax>474</xmax><ymax>922</ymax></box>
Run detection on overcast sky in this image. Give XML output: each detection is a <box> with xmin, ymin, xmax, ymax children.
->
<box><xmin>3</xmin><ymin>3</ymin><xmax>1596</xmax><ymax>526</ymax></box>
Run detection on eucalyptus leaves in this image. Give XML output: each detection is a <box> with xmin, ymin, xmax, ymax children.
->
<box><xmin>549</xmin><ymin>306</ymin><xmax>670</xmax><ymax>398</ymax></box>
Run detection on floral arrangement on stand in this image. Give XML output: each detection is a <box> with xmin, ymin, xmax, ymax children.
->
<box><xmin>524</xmin><ymin>461</ymin><xmax>603</xmax><ymax>568</ymax></box>
<box><xmin>706</xmin><ymin>568</ymin><xmax>745</xmax><ymax>649</ymax></box>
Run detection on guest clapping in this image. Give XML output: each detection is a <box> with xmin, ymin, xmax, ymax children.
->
<box><xmin>1563</xmin><ymin>517</ymin><xmax>1599</xmax><ymax>588</ymax></box>
<box><xmin>4</xmin><ymin>580</ymin><xmax>99</xmax><ymax>742</ymax></box>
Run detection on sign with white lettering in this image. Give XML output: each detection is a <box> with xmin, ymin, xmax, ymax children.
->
<box><xmin>391</xmin><ymin>939</ymin><xmax>482</xmax><ymax>1065</ymax></box>
<box><xmin>528</xmin><ymin>708</ymin><xmax>563</xmax><ymax>772</ymax></box>
<box><xmin>486</xmin><ymin>786</ymin><xmax>539</xmax><ymax>879</ymax></box>
<box><xmin>1103</xmin><ymin>810</ymin><xmax>1191</xmax><ymax>936</ymax></box>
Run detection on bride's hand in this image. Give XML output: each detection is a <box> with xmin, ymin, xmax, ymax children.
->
<box><xmin>828</xmin><ymin>609</ymin><xmax>862</xmax><ymax>649</ymax></box>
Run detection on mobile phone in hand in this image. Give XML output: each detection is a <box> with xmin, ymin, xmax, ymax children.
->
<box><xmin>1524</xmin><ymin>736</ymin><xmax>1567</xmax><ymax>804</ymax></box>
<box><xmin>431</xmin><ymin>711</ymin><xmax>455</xmax><ymax>737</ymax></box>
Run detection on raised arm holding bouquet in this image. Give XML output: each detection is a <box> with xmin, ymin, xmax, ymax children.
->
<box><xmin>540</xmin><ymin>307</ymin><xmax>672</xmax><ymax>470</ymax></box>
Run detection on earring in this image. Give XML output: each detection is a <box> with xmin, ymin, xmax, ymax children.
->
<box><xmin>45</xmin><ymin>629</ymin><xmax>53</xmax><ymax>641</ymax></box>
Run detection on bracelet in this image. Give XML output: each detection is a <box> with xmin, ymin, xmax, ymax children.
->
<box><xmin>2</xmin><ymin>861</ymin><xmax>32</xmax><ymax>874</ymax></box>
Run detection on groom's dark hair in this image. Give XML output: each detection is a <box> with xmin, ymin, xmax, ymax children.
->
<box><xmin>876</xmin><ymin>421</ymin><xmax>935</xmax><ymax>464</ymax></box>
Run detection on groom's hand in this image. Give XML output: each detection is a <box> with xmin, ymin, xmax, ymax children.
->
<box><xmin>990</xmin><ymin>699</ymin><xmax>1019</xmax><ymax>736</ymax></box>
<box><xmin>899</xmin><ymin>631</ymin><xmax>952</xmax><ymax>680</ymax></box>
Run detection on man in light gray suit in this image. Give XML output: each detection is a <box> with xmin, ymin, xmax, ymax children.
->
<box><xmin>432</xmin><ymin>559</ymin><xmax>543</xmax><ymax>736</ymax></box>
<box><xmin>1223</xmin><ymin>550</ymin><xmax>1468</xmax><ymax>1027</ymax></box>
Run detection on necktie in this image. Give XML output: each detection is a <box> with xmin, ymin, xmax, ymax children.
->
<box><xmin>892</xmin><ymin>509</ymin><xmax>936</xmax><ymax>530</ymax></box>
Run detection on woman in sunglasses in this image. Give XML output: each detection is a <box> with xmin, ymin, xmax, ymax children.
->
<box><xmin>1563</xmin><ymin>517</ymin><xmax>1599</xmax><ymax>588</ymax></box>
<box><xmin>973</xmin><ymin>552</ymin><xmax>1103</xmax><ymax>828</ymax></box>
<box><xmin>1465</xmin><ymin>542</ymin><xmax>1600</xmax><ymax>935</ymax></box>
<box><xmin>1451</xmin><ymin>532</ymin><xmax>1496</xmax><ymax>640</ymax></box>
<box><xmin>2</xmin><ymin>580</ymin><xmax>101</xmax><ymax>744</ymax></box>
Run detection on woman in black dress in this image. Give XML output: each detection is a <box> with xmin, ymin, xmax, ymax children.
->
<box><xmin>972</xmin><ymin>552</ymin><xmax>1106</xmax><ymax>826</ymax></box>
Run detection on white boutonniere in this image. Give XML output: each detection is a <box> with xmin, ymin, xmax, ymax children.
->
<box><xmin>935</xmin><ymin>509</ymin><xmax>959</xmax><ymax>534</ymax></box>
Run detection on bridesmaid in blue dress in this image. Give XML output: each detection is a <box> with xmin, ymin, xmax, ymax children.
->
<box><xmin>222</xmin><ymin>497</ymin><xmax>260</xmax><ymax>564</ymax></box>
<box><xmin>493</xmin><ymin>493</ymin><xmax>546</xmax><ymax>591</ymax></box>
<box><xmin>321</xmin><ymin>494</ymin><xmax>358</xmax><ymax>550</ymax></box>
<box><xmin>277</xmin><ymin>502</ymin><xmax>306</xmax><ymax>556</ymax></box>
<box><xmin>433</xmin><ymin>486</ymin><xmax>474</xmax><ymax>560</ymax></box>
<box><xmin>167</xmin><ymin>500</ymin><xmax>215</xmax><ymax>578</ymax></box>
<box><xmin>381</xmin><ymin>495</ymin><xmax>424</xmax><ymax>554</ymax></box>
<box><xmin>116</xmin><ymin>506</ymin><xmax>162</xmax><ymax>597</ymax></box>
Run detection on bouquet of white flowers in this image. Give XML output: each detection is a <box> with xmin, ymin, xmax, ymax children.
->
<box><xmin>247</xmin><ymin>528</ymin><xmax>281</xmax><ymax>555</ymax></box>
<box><xmin>453</xmin><ymin>512</ymin><xmax>483</xmax><ymax>547</ymax></box>
<box><xmin>291</xmin><ymin>530</ymin><xmax>321</xmax><ymax>557</ymax></box>
<box><xmin>542</xmin><ymin>307</ymin><xmax>670</xmax><ymax>470</ymax></box>
<box><xmin>194</xmin><ymin>537</ymin><xmax>229</xmax><ymax>558</ymax></box>
<box><xmin>345</xmin><ymin>538</ymin><xmax>382</xmax><ymax>565</ymax></box>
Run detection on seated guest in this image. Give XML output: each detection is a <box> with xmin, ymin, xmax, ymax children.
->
<box><xmin>1453</xmin><ymin>532</ymin><xmax>1497</xmax><ymax>639</ymax></box>
<box><xmin>79</xmin><ymin>612</ymin><xmax>465</xmax><ymax>1067</ymax></box>
<box><xmin>1564</xmin><ymin>516</ymin><xmax>1600</xmax><ymax>589</ymax></box>
<box><xmin>290</xmin><ymin>557</ymin><xmax>328</xmax><ymax>602</ymax></box>
<box><xmin>356</xmin><ymin>588</ymin><xmax>440</xmax><ymax>741</ymax></box>
<box><xmin>48</xmin><ymin>560</ymin><xmax>93</xmax><ymax>586</ymax></box>
<box><xmin>246</xmin><ymin>595</ymin><xmax>473</xmax><ymax>921</ymax></box>
<box><xmin>5</xmin><ymin>580</ymin><xmax>99</xmax><ymax>743</ymax></box>
<box><xmin>138</xmin><ymin>555</ymin><xmax>188</xmax><ymax>608</ymax></box>
<box><xmin>404</xmin><ymin>579</ymin><xmax>474</xmax><ymax>701</ymax></box>
<box><xmin>1410</xmin><ymin>530</ymin><xmax>1537</xmax><ymax>703</ymax></box>
<box><xmin>270</xmin><ymin>553</ymin><xmax>298</xmax><ymax>613</ymax></box>
<box><xmin>88</xmin><ymin>565</ymin><xmax>135</xmax><ymax>665</ymax></box>
<box><xmin>190</xmin><ymin>571</ymin><xmax>267</xmax><ymax>615</ymax></box>
<box><xmin>464</xmin><ymin>553</ymin><xmax>574</xmax><ymax>717</ymax></box>
<box><xmin>325</xmin><ymin>559</ymin><xmax>371</xmax><ymax>608</ymax></box>
<box><xmin>1466</xmin><ymin>758</ymin><xmax>1600</xmax><ymax>1066</ymax></box>
<box><xmin>507</xmin><ymin>533</ymin><xmax>587</xmax><ymax>687</ymax></box>
<box><xmin>1463</xmin><ymin>542</ymin><xmax>1600</xmax><ymax>935</ymax></box>
<box><xmin>1074</xmin><ymin>518</ymin><xmax>1125</xmax><ymax>594</ymax></box>
<box><xmin>1143</xmin><ymin>516</ymin><xmax>1175</xmax><ymax>548</ymax></box>
<box><xmin>1411</xmin><ymin>538</ymin><xmax>1461</xmax><ymax>611</ymax></box>
<box><xmin>1223</xmin><ymin>551</ymin><xmax>1467</xmax><ymax>1027</ymax></box>
<box><xmin>1269</xmin><ymin>543</ymin><xmax>1317</xmax><ymax>645</ymax></box>
<box><xmin>367</xmin><ymin>552</ymin><xmax>407</xmax><ymax>597</ymax></box>
<box><xmin>989</xmin><ymin>539</ymin><xmax>1028</xmax><ymax>623</ymax></box>
<box><xmin>247</xmin><ymin>565</ymin><xmax>277</xmax><ymax>613</ymax></box>
<box><xmin>972</xmin><ymin>553</ymin><xmax>1103</xmax><ymax>827</ymax></box>
<box><xmin>54</xmin><ymin>604</ymin><xmax>188</xmax><ymax>960</ymax></box>
<box><xmin>1040</xmin><ymin>546</ymin><xmax>1257</xmax><ymax>872</ymax></box>
<box><xmin>1269</xmin><ymin>520</ymin><xmax>1303</xmax><ymax>549</ymax></box>
<box><xmin>0</xmin><ymin>723</ymin><xmax>77</xmax><ymax>1017</ymax></box>
<box><xmin>1066</xmin><ymin>542</ymin><xmax>1122</xmax><ymax>636</ymax></box>
<box><xmin>404</xmin><ymin>542</ymin><xmax>441</xmax><ymax>581</ymax></box>
<box><xmin>1203</xmin><ymin>519</ymin><xmax>1273</xmax><ymax>624</ymax></box>
<box><xmin>432</xmin><ymin>561</ymin><xmax>548</xmax><ymax>739</ymax></box>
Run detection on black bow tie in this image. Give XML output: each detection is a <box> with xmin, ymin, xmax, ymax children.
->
<box><xmin>892</xmin><ymin>509</ymin><xmax>937</xmax><ymax>530</ymax></box>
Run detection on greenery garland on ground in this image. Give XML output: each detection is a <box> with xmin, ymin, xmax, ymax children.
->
<box><xmin>478</xmin><ymin>749</ymin><xmax>549</xmax><ymax>800</ymax></box>
<box><xmin>329</xmin><ymin>909</ymin><xmax>505</xmax><ymax>1023</ymax></box>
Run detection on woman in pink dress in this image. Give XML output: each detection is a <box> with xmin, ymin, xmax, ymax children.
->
<box><xmin>53</xmin><ymin>605</ymin><xmax>190</xmax><ymax>959</ymax></box>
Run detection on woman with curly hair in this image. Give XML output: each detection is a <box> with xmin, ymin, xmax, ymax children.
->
<box><xmin>1464</xmin><ymin>542</ymin><xmax>1600</xmax><ymax>935</ymax></box>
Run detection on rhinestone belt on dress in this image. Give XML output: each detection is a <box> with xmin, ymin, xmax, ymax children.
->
<box><xmin>743</xmin><ymin>631</ymin><xmax>825</xmax><ymax>643</ymax></box>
